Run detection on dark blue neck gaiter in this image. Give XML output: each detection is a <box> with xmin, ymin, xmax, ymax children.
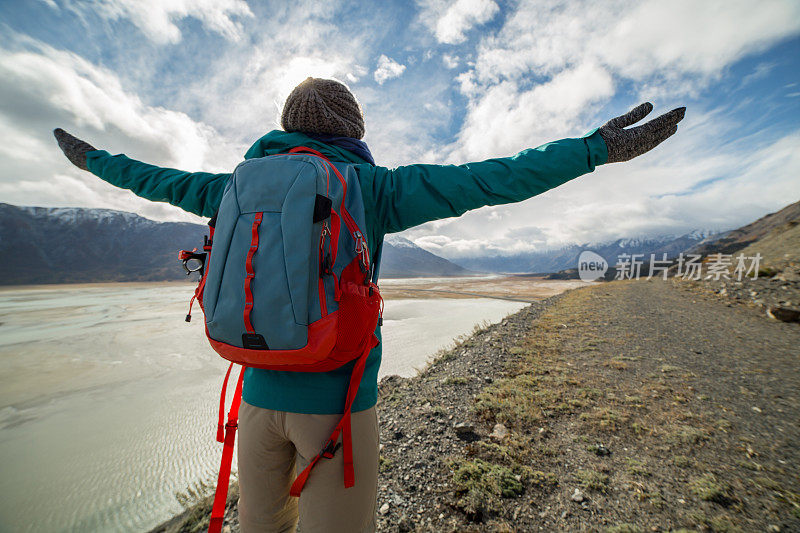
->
<box><xmin>305</xmin><ymin>133</ymin><xmax>376</xmax><ymax>166</ymax></box>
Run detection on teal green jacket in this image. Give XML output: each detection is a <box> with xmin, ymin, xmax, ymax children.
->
<box><xmin>86</xmin><ymin>129</ymin><xmax>608</xmax><ymax>414</ymax></box>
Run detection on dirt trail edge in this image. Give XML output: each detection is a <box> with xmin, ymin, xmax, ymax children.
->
<box><xmin>155</xmin><ymin>279</ymin><xmax>800</xmax><ymax>533</ymax></box>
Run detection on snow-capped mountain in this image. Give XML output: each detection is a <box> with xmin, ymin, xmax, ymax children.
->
<box><xmin>0</xmin><ymin>203</ymin><xmax>207</xmax><ymax>284</ymax></box>
<box><xmin>383</xmin><ymin>234</ymin><xmax>417</xmax><ymax>248</ymax></box>
<box><xmin>18</xmin><ymin>206</ymin><xmax>153</xmax><ymax>226</ymax></box>
<box><xmin>0</xmin><ymin>204</ymin><xmax>474</xmax><ymax>285</ymax></box>
<box><xmin>449</xmin><ymin>231</ymin><xmax>718</xmax><ymax>274</ymax></box>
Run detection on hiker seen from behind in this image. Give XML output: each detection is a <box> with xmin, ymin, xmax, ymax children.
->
<box><xmin>54</xmin><ymin>77</ymin><xmax>685</xmax><ymax>533</ymax></box>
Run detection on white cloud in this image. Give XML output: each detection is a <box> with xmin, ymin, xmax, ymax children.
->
<box><xmin>346</xmin><ymin>65</ymin><xmax>369</xmax><ymax>83</ymax></box>
<box><xmin>172</xmin><ymin>8</ymin><xmax>373</xmax><ymax>143</ymax></box>
<box><xmin>77</xmin><ymin>0</ymin><xmax>254</xmax><ymax>44</ymax></box>
<box><xmin>384</xmin><ymin>0</ymin><xmax>800</xmax><ymax>258</ymax></box>
<box><xmin>447</xmin><ymin>62</ymin><xmax>615</xmax><ymax>162</ymax></box>
<box><xmin>373</xmin><ymin>55</ymin><xmax>407</xmax><ymax>84</ymax></box>
<box><xmin>598</xmin><ymin>0</ymin><xmax>800</xmax><ymax>79</ymax></box>
<box><xmin>467</xmin><ymin>0</ymin><xmax>800</xmax><ymax>88</ymax></box>
<box><xmin>418</xmin><ymin>0</ymin><xmax>500</xmax><ymax>44</ymax></box>
<box><xmin>0</xmin><ymin>36</ymin><xmax>240</xmax><ymax>222</ymax></box>
<box><xmin>442</xmin><ymin>53</ymin><xmax>459</xmax><ymax>69</ymax></box>
<box><xmin>143</xmin><ymin>4</ymin><xmax>445</xmax><ymax>168</ymax></box>
<box><xmin>0</xmin><ymin>7</ymin><xmax>439</xmax><ymax>220</ymax></box>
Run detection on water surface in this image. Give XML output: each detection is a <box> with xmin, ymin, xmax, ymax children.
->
<box><xmin>0</xmin><ymin>283</ymin><xmax>526</xmax><ymax>532</ymax></box>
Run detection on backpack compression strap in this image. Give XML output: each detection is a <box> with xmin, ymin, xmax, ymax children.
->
<box><xmin>208</xmin><ymin>363</ymin><xmax>245</xmax><ymax>533</ymax></box>
<box><xmin>289</xmin><ymin>333</ymin><xmax>379</xmax><ymax>496</ymax></box>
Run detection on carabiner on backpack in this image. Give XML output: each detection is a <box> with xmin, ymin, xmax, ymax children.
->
<box><xmin>178</xmin><ymin>248</ymin><xmax>207</xmax><ymax>277</ymax></box>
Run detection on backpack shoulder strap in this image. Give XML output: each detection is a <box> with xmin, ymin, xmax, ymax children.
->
<box><xmin>287</xmin><ymin>146</ymin><xmax>329</xmax><ymax>159</ymax></box>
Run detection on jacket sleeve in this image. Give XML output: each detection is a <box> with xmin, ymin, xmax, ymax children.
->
<box><xmin>368</xmin><ymin>130</ymin><xmax>608</xmax><ymax>234</ymax></box>
<box><xmin>85</xmin><ymin>150</ymin><xmax>230</xmax><ymax>218</ymax></box>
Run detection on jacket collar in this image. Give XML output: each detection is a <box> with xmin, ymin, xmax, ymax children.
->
<box><xmin>244</xmin><ymin>130</ymin><xmax>370</xmax><ymax>165</ymax></box>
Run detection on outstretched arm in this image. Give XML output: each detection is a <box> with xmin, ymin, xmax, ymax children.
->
<box><xmin>369</xmin><ymin>103</ymin><xmax>685</xmax><ymax>234</ymax></box>
<box><xmin>54</xmin><ymin>129</ymin><xmax>229</xmax><ymax>218</ymax></box>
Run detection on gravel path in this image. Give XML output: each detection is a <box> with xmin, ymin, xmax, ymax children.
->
<box><xmin>643</xmin><ymin>279</ymin><xmax>800</xmax><ymax>480</ymax></box>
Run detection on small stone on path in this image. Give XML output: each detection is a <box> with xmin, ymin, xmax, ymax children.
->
<box><xmin>767</xmin><ymin>305</ymin><xmax>800</xmax><ymax>323</ymax></box>
<box><xmin>489</xmin><ymin>423</ymin><xmax>508</xmax><ymax>439</ymax></box>
<box><xmin>453</xmin><ymin>422</ymin><xmax>474</xmax><ymax>434</ymax></box>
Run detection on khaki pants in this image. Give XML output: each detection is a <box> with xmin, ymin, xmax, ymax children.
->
<box><xmin>237</xmin><ymin>401</ymin><xmax>379</xmax><ymax>533</ymax></box>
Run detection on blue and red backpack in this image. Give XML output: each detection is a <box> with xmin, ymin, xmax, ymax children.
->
<box><xmin>179</xmin><ymin>146</ymin><xmax>383</xmax><ymax>533</ymax></box>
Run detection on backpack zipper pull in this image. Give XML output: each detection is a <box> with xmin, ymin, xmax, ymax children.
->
<box><xmin>353</xmin><ymin>230</ymin><xmax>363</xmax><ymax>253</ymax></box>
<box><xmin>353</xmin><ymin>230</ymin><xmax>371</xmax><ymax>280</ymax></box>
<box><xmin>320</xmin><ymin>223</ymin><xmax>330</xmax><ymax>249</ymax></box>
<box><xmin>186</xmin><ymin>293</ymin><xmax>196</xmax><ymax>322</ymax></box>
<box><xmin>319</xmin><ymin>223</ymin><xmax>332</xmax><ymax>277</ymax></box>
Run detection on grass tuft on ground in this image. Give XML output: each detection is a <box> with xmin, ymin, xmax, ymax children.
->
<box><xmin>449</xmin><ymin>458</ymin><xmax>524</xmax><ymax>518</ymax></box>
<box><xmin>438</xmin><ymin>280</ymin><xmax>799</xmax><ymax>530</ymax></box>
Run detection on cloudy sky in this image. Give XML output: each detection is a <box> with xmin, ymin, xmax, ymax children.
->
<box><xmin>1</xmin><ymin>0</ymin><xmax>799</xmax><ymax>259</ymax></box>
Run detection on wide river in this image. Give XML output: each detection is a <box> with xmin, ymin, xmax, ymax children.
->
<box><xmin>0</xmin><ymin>281</ymin><xmax>530</xmax><ymax>532</ymax></box>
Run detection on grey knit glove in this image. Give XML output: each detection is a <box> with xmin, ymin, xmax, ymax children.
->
<box><xmin>53</xmin><ymin>128</ymin><xmax>96</xmax><ymax>171</ymax></box>
<box><xmin>598</xmin><ymin>103</ymin><xmax>685</xmax><ymax>163</ymax></box>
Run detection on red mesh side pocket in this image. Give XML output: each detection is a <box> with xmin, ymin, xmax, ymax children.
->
<box><xmin>335</xmin><ymin>260</ymin><xmax>382</xmax><ymax>354</ymax></box>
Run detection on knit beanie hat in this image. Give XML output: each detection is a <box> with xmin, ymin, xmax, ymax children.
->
<box><xmin>281</xmin><ymin>77</ymin><xmax>365</xmax><ymax>139</ymax></box>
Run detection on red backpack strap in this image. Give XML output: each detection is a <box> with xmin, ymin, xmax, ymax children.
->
<box><xmin>288</xmin><ymin>145</ymin><xmax>329</xmax><ymax>160</ymax></box>
<box><xmin>243</xmin><ymin>212</ymin><xmax>263</xmax><ymax>335</ymax></box>
<box><xmin>208</xmin><ymin>363</ymin><xmax>245</xmax><ymax>533</ymax></box>
<box><xmin>289</xmin><ymin>334</ymin><xmax>378</xmax><ymax>497</ymax></box>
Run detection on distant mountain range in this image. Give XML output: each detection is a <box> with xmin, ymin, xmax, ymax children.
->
<box><xmin>4</xmin><ymin>199</ymin><xmax>796</xmax><ymax>285</ymax></box>
<box><xmin>379</xmin><ymin>235</ymin><xmax>474</xmax><ymax>277</ymax></box>
<box><xmin>0</xmin><ymin>203</ymin><xmax>472</xmax><ymax>285</ymax></box>
<box><xmin>0</xmin><ymin>204</ymin><xmax>206</xmax><ymax>284</ymax></box>
<box><xmin>448</xmin><ymin>231</ymin><xmax>718</xmax><ymax>275</ymax></box>
<box><xmin>483</xmin><ymin>199</ymin><xmax>799</xmax><ymax>279</ymax></box>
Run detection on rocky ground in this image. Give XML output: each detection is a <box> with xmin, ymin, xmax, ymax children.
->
<box><xmin>155</xmin><ymin>278</ymin><xmax>800</xmax><ymax>532</ymax></box>
<box><xmin>676</xmin><ymin>265</ymin><xmax>800</xmax><ymax>324</ymax></box>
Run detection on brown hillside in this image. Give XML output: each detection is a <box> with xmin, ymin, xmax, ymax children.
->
<box><xmin>737</xmin><ymin>218</ymin><xmax>800</xmax><ymax>270</ymax></box>
<box><xmin>689</xmin><ymin>200</ymin><xmax>800</xmax><ymax>257</ymax></box>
